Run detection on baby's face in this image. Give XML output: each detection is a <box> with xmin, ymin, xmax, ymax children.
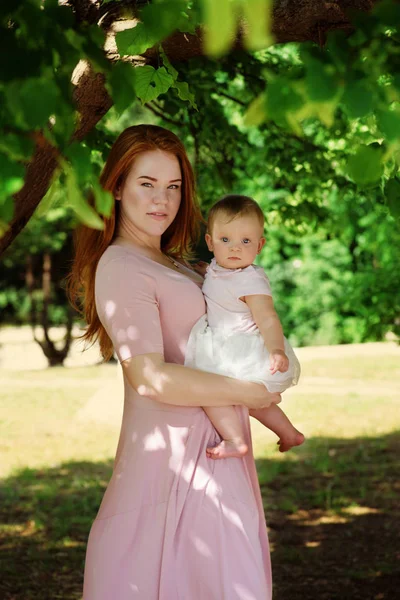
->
<box><xmin>206</xmin><ymin>213</ymin><xmax>265</xmax><ymax>269</ymax></box>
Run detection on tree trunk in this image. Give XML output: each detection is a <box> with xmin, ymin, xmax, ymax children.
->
<box><xmin>26</xmin><ymin>252</ymin><xmax>74</xmax><ymax>367</ymax></box>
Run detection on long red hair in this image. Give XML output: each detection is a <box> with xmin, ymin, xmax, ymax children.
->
<box><xmin>66</xmin><ymin>124</ymin><xmax>203</xmax><ymax>361</ymax></box>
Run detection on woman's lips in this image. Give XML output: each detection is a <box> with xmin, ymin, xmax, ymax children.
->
<box><xmin>147</xmin><ymin>212</ymin><xmax>168</xmax><ymax>221</ymax></box>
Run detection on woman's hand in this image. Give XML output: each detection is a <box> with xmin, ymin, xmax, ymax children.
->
<box><xmin>245</xmin><ymin>386</ymin><xmax>281</xmax><ymax>410</ymax></box>
<box><xmin>269</xmin><ymin>349</ymin><xmax>289</xmax><ymax>375</ymax></box>
<box><xmin>192</xmin><ymin>261</ymin><xmax>209</xmax><ymax>276</ymax></box>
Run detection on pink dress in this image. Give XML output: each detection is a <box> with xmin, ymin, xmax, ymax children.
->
<box><xmin>83</xmin><ymin>244</ymin><xmax>272</xmax><ymax>600</ymax></box>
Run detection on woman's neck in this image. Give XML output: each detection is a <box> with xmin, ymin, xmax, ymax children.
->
<box><xmin>114</xmin><ymin>226</ymin><xmax>161</xmax><ymax>253</ymax></box>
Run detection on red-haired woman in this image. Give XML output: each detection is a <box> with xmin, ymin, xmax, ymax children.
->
<box><xmin>68</xmin><ymin>124</ymin><xmax>281</xmax><ymax>600</ymax></box>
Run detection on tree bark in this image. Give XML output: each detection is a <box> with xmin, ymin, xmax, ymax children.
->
<box><xmin>0</xmin><ymin>0</ymin><xmax>379</xmax><ymax>256</ymax></box>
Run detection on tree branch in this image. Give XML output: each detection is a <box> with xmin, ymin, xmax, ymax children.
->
<box><xmin>144</xmin><ymin>102</ymin><xmax>182</xmax><ymax>126</ymax></box>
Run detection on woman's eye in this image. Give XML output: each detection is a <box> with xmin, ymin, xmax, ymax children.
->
<box><xmin>168</xmin><ymin>184</ymin><xmax>180</xmax><ymax>190</ymax></box>
<box><xmin>141</xmin><ymin>182</ymin><xmax>153</xmax><ymax>188</ymax></box>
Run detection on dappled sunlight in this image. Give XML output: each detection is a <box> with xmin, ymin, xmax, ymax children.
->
<box><xmin>190</xmin><ymin>535</ymin><xmax>213</xmax><ymax>558</ymax></box>
<box><xmin>104</xmin><ymin>300</ymin><xmax>116</xmax><ymax>319</ymax></box>
<box><xmin>143</xmin><ymin>426</ymin><xmax>167</xmax><ymax>451</ymax></box>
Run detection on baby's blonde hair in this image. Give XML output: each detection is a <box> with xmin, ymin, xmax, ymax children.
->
<box><xmin>207</xmin><ymin>195</ymin><xmax>265</xmax><ymax>234</ymax></box>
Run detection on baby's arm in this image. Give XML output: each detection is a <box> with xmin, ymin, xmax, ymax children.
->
<box><xmin>243</xmin><ymin>294</ymin><xmax>289</xmax><ymax>374</ymax></box>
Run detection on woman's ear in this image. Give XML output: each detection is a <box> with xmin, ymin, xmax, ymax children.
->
<box><xmin>205</xmin><ymin>233</ymin><xmax>213</xmax><ymax>252</ymax></box>
<box><xmin>114</xmin><ymin>183</ymin><xmax>122</xmax><ymax>201</ymax></box>
<box><xmin>257</xmin><ymin>237</ymin><xmax>266</xmax><ymax>254</ymax></box>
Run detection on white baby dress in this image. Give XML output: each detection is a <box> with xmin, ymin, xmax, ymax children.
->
<box><xmin>185</xmin><ymin>258</ymin><xmax>300</xmax><ymax>393</ymax></box>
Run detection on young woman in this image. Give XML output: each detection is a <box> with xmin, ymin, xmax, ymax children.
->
<box><xmin>68</xmin><ymin>124</ymin><xmax>281</xmax><ymax>600</ymax></box>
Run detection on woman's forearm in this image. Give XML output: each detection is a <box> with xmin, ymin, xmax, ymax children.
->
<box><xmin>122</xmin><ymin>353</ymin><xmax>280</xmax><ymax>409</ymax></box>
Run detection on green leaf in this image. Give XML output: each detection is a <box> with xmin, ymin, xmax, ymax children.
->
<box><xmin>241</xmin><ymin>0</ymin><xmax>274</xmax><ymax>51</ymax></box>
<box><xmin>0</xmin><ymin>133</ymin><xmax>34</xmax><ymax>161</ymax></box>
<box><xmin>305</xmin><ymin>59</ymin><xmax>338</xmax><ymax>103</ymax></box>
<box><xmin>376</xmin><ymin>109</ymin><xmax>400</xmax><ymax>142</ymax></box>
<box><xmin>341</xmin><ymin>80</ymin><xmax>374</xmax><ymax>119</ymax></box>
<box><xmin>116</xmin><ymin>23</ymin><xmax>160</xmax><ymax>56</ymax></box>
<box><xmin>346</xmin><ymin>145</ymin><xmax>384</xmax><ymax>185</ymax></box>
<box><xmin>106</xmin><ymin>61</ymin><xmax>136</xmax><ymax>114</ymax></box>
<box><xmin>65</xmin><ymin>143</ymin><xmax>93</xmax><ymax>185</ymax></box>
<box><xmin>202</xmin><ymin>0</ymin><xmax>237</xmax><ymax>57</ymax></box>
<box><xmin>244</xmin><ymin>93</ymin><xmax>267</xmax><ymax>126</ymax></box>
<box><xmin>0</xmin><ymin>153</ymin><xmax>25</xmax><ymax>202</ymax></box>
<box><xmin>35</xmin><ymin>177</ymin><xmax>61</xmax><ymax>218</ymax></box>
<box><xmin>64</xmin><ymin>164</ymin><xmax>104</xmax><ymax>230</ymax></box>
<box><xmin>266</xmin><ymin>78</ymin><xmax>304</xmax><ymax>125</ymax></box>
<box><xmin>385</xmin><ymin>176</ymin><xmax>400</xmax><ymax>218</ymax></box>
<box><xmin>160</xmin><ymin>46</ymin><xmax>178</xmax><ymax>81</ymax></box>
<box><xmin>93</xmin><ymin>180</ymin><xmax>113</xmax><ymax>218</ymax></box>
<box><xmin>5</xmin><ymin>77</ymin><xmax>61</xmax><ymax>130</ymax></box>
<box><xmin>134</xmin><ymin>65</ymin><xmax>174</xmax><ymax>104</ymax></box>
<box><xmin>172</xmin><ymin>81</ymin><xmax>197</xmax><ymax>109</ymax></box>
<box><xmin>140</xmin><ymin>1</ymin><xmax>188</xmax><ymax>40</ymax></box>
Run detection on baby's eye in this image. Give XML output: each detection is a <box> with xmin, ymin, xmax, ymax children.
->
<box><xmin>221</xmin><ymin>237</ymin><xmax>229</xmax><ymax>243</ymax></box>
<box><xmin>243</xmin><ymin>239</ymin><xmax>251</xmax><ymax>244</ymax></box>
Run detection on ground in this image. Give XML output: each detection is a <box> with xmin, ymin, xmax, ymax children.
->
<box><xmin>0</xmin><ymin>332</ymin><xmax>399</xmax><ymax>599</ymax></box>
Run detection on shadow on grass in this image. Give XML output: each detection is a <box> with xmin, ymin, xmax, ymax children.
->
<box><xmin>0</xmin><ymin>433</ymin><xmax>399</xmax><ymax>600</ymax></box>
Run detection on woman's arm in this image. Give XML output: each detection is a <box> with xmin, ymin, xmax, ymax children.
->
<box><xmin>120</xmin><ymin>353</ymin><xmax>281</xmax><ymax>409</ymax></box>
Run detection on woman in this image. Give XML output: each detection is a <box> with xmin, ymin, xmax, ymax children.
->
<box><xmin>68</xmin><ymin>124</ymin><xmax>281</xmax><ymax>600</ymax></box>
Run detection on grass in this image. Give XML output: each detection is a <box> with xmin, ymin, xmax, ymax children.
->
<box><xmin>1</xmin><ymin>343</ymin><xmax>399</xmax><ymax>599</ymax></box>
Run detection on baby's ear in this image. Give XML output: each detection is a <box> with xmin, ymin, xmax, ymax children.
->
<box><xmin>205</xmin><ymin>233</ymin><xmax>213</xmax><ymax>251</ymax></box>
<box><xmin>257</xmin><ymin>236</ymin><xmax>266</xmax><ymax>254</ymax></box>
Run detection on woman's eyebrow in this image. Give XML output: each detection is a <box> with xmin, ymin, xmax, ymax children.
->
<box><xmin>137</xmin><ymin>175</ymin><xmax>182</xmax><ymax>182</ymax></box>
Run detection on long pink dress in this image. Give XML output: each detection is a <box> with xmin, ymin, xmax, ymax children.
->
<box><xmin>83</xmin><ymin>244</ymin><xmax>272</xmax><ymax>600</ymax></box>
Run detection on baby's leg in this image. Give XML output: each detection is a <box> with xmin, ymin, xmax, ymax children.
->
<box><xmin>249</xmin><ymin>404</ymin><xmax>305</xmax><ymax>452</ymax></box>
<box><xmin>203</xmin><ymin>406</ymin><xmax>249</xmax><ymax>459</ymax></box>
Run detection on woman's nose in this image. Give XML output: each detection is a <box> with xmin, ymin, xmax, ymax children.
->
<box><xmin>153</xmin><ymin>190</ymin><xmax>168</xmax><ymax>204</ymax></box>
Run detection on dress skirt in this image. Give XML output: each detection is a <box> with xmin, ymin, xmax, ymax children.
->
<box><xmin>83</xmin><ymin>387</ymin><xmax>272</xmax><ymax>600</ymax></box>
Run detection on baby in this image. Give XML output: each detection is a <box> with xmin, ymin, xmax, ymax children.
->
<box><xmin>185</xmin><ymin>194</ymin><xmax>305</xmax><ymax>460</ymax></box>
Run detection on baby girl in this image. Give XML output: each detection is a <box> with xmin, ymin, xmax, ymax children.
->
<box><xmin>185</xmin><ymin>194</ymin><xmax>305</xmax><ymax>460</ymax></box>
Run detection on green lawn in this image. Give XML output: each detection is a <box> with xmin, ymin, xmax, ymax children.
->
<box><xmin>1</xmin><ymin>343</ymin><xmax>399</xmax><ymax>599</ymax></box>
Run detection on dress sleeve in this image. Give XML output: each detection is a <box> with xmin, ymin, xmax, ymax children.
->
<box><xmin>234</xmin><ymin>265</ymin><xmax>272</xmax><ymax>300</ymax></box>
<box><xmin>95</xmin><ymin>255</ymin><xmax>164</xmax><ymax>362</ymax></box>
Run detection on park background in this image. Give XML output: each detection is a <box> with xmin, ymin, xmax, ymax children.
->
<box><xmin>1</xmin><ymin>0</ymin><xmax>399</xmax><ymax>598</ymax></box>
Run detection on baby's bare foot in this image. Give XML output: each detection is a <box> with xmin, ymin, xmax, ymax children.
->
<box><xmin>206</xmin><ymin>439</ymin><xmax>249</xmax><ymax>460</ymax></box>
<box><xmin>277</xmin><ymin>430</ymin><xmax>305</xmax><ymax>453</ymax></box>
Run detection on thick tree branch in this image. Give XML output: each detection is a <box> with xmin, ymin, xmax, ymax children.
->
<box><xmin>0</xmin><ymin>0</ymin><xmax>380</xmax><ymax>255</ymax></box>
<box><xmin>0</xmin><ymin>68</ymin><xmax>112</xmax><ymax>256</ymax></box>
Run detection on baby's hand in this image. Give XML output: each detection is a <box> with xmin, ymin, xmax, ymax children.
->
<box><xmin>269</xmin><ymin>350</ymin><xmax>289</xmax><ymax>375</ymax></box>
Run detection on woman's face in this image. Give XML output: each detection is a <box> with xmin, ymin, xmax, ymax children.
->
<box><xmin>116</xmin><ymin>149</ymin><xmax>182</xmax><ymax>243</ymax></box>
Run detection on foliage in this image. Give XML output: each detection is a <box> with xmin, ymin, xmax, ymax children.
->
<box><xmin>1</xmin><ymin>0</ymin><xmax>400</xmax><ymax>233</ymax></box>
<box><xmin>0</xmin><ymin>185</ymin><xmax>75</xmax><ymax>325</ymax></box>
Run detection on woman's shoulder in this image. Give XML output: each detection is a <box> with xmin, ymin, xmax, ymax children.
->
<box><xmin>97</xmin><ymin>245</ymin><xmax>141</xmax><ymax>274</ymax></box>
<box><xmin>96</xmin><ymin>245</ymin><xmax>148</xmax><ymax>290</ymax></box>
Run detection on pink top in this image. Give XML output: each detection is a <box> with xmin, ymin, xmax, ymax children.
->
<box><xmin>83</xmin><ymin>244</ymin><xmax>272</xmax><ymax>599</ymax></box>
<box><xmin>203</xmin><ymin>258</ymin><xmax>272</xmax><ymax>333</ymax></box>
